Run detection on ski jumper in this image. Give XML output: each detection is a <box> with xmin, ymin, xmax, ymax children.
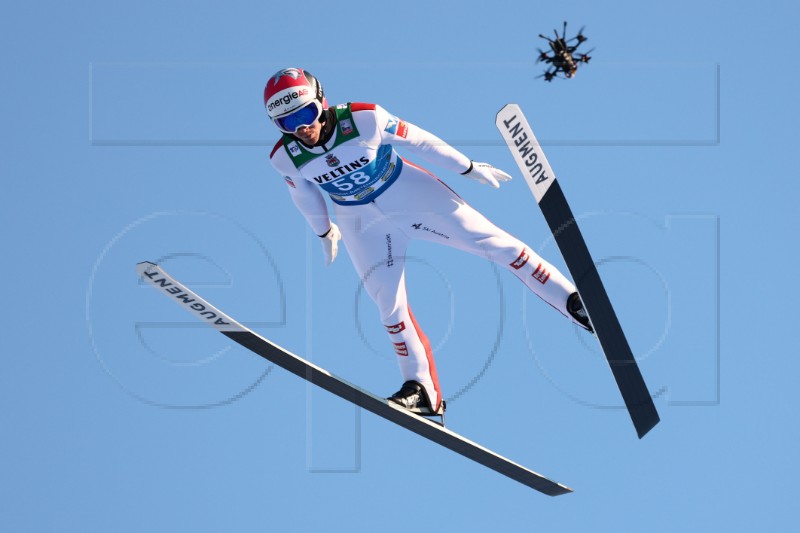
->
<box><xmin>270</xmin><ymin>103</ymin><xmax>580</xmax><ymax>411</ymax></box>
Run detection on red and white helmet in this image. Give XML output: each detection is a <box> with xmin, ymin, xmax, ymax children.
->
<box><xmin>263</xmin><ymin>68</ymin><xmax>329</xmax><ymax>133</ymax></box>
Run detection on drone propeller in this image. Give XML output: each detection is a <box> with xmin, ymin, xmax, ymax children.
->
<box><xmin>536</xmin><ymin>48</ymin><xmax>549</xmax><ymax>63</ymax></box>
<box><xmin>535</xmin><ymin>70</ymin><xmax>556</xmax><ymax>82</ymax></box>
<box><xmin>565</xmin><ymin>25</ymin><xmax>588</xmax><ymax>44</ymax></box>
<box><xmin>579</xmin><ymin>47</ymin><xmax>595</xmax><ymax>62</ymax></box>
<box><xmin>534</xmin><ymin>69</ymin><xmax>558</xmax><ymax>81</ymax></box>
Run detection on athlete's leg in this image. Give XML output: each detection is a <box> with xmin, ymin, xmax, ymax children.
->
<box><xmin>333</xmin><ymin>204</ymin><xmax>443</xmax><ymax>410</ymax></box>
<box><xmin>375</xmin><ymin>162</ymin><xmax>582</xmax><ymax>325</ymax></box>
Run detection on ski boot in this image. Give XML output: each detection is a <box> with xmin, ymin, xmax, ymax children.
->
<box><xmin>388</xmin><ymin>380</ymin><xmax>446</xmax><ymax>426</ymax></box>
<box><xmin>567</xmin><ymin>292</ymin><xmax>594</xmax><ymax>334</ymax></box>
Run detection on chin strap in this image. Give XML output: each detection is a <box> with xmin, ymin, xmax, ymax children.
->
<box><xmin>315</xmin><ymin>109</ymin><xmax>336</xmax><ymax>146</ymax></box>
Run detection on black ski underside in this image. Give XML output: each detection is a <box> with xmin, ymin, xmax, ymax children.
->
<box><xmin>136</xmin><ymin>260</ymin><xmax>571</xmax><ymax>496</ymax></box>
<box><xmin>223</xmin><ymin>329</ymin><xmax>572</xmax><ymax>495</ymax></box>
<box><xmin>538</xmin><ymin>181</ymin><xmax>660</xmax><ymax>438</ymax></box>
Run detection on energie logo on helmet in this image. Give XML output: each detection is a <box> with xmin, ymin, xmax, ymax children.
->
<box><xmin>266</xmin><ymin>88</ymin><xmax>309</xmax><ymax>113</ymax></box>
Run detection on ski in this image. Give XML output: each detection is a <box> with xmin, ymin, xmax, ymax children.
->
<box><xmin>495</xmin><ymin>104</ymin><xmax>660</xmax><ymax>439</ymax></box>
<box><xmin>136</xmin><ymin>261</ymin><xmax>573</xmax><ymax>496</ymax></box>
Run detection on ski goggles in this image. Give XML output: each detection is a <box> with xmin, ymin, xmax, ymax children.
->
<box><xmin>273</xmin><ymin>101</ymin><xmax>323</xmax><ymax>134</ymax></box>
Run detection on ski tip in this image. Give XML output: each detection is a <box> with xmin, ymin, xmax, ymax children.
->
<box><xmin>496</xmin><ymin>102</ymin><xmax>520</xmax><ymax>118</ymax></box>
<box><xmin>135</xmin><ymin>261</ymin><xmax>158</xmax><ymax>275</ymax></box>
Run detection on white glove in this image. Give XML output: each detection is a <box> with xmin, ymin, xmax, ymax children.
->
<box><xmin>319</xmin><ymin>223</ymin><xmax>341</xmax><ymax>266</ymax></box>
<box><xmin>462</xmin><ymin>161</ymin><xmax>512</xmax><ymax>189</ymax></box>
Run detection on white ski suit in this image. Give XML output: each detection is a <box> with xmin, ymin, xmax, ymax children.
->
<box><xmin>270</xmin><ymin>102</ymin><xmax>579</xmax><ymax>411</ymax></box>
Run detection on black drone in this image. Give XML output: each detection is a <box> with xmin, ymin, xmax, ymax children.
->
<box><xmin>536</xmin><ymin>21</ymin><xmax>594</xmax><ymax>82</ymax></box>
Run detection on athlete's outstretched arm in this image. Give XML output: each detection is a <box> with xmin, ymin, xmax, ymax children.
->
<box><xmin>375</xmin><ymin>104</ymin><xmax>470</xmax><ymax>173</ymax></box>
<box><xmin>375</xmin><ymin>105</ymin><xmax>511</xmax><ymax>187</ymax></box>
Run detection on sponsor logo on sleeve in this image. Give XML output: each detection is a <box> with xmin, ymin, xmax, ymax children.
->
<box><xmin>532</xmin><ymin>262</ymin><xmax>551</xmax><ymax>284</ymax></box>
<box><xmin>510</xmin><ymin>249</ymin><xmax>530</xmax><ymax>270</ymax></box>
<box><xmin>385</xmin><ymin>321</ymin><xmax>406</xmax><ymax>334</ymax></box>
<box><xmin>384</xmin><ymin>115</ymin><xmax>398</xmax><ymax>134</ymax></box>
<box><xmin>396</xmin><ymin>120</ymin><xmax>408</xmax><ymax>138</ymax></box>
<box><xmin>340</xmin><ymin>118</ymin><xmax>353</xmax><ymax>135</ymax></box>
<box><xmin>393</xmin><ymin>342</ymin><xmax>409</xmax><ymax>356</ymax></box>
<box><xmin>284</xmin><ymin>176</ymin><xmax>296</xmax><ymax>188</ymax></box>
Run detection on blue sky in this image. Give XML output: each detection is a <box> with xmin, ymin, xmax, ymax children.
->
<box><xmin>2</xmin><ymin>0</ymin><xmax>798</xmax><ymax>531</ymax></box>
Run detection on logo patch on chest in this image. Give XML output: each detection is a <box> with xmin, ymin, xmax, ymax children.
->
<box><xmin>325</xmin><ymin>153</ymin><xmax>341</xmax><ymax>167</ymax></box>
